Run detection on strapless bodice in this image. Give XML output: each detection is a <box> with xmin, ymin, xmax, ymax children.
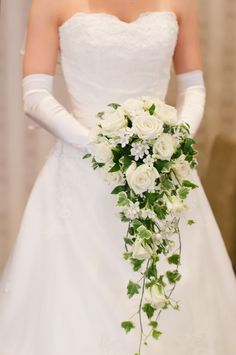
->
<box><xmin>58</xmin><ymin>11</ymin><xmax>179</xmax><ymax>128</ymax></box>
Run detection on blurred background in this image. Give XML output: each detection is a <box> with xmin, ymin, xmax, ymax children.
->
<box><xmin>0</xmin><ymin>0</ymin><xmax>236</xmax><ymax>272</ymax></box>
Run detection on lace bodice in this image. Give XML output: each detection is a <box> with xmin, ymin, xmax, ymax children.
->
<box><xmin>58</xmin><ymin>11</ymin><xmax>179</xmax><ymax>128</ymax></box>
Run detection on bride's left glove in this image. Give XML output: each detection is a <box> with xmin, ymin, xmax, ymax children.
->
<box><xmin>22</xmin><ymin>73</ymin><xmax>91</xmax><ymax>152</ymax></box>
<box><xmin>176</xmin><ymin>70</ymin><xmax>206</xmax><ymax>137</ymax></box>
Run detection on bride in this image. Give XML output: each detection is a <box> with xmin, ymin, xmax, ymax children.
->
<box><xmin>0</xmin><ymin>0</ymin><xmax>236</xmax><ymax>354</ymax></box>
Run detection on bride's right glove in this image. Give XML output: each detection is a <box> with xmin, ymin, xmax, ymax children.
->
<box><xmin>176</xmin><ymin>70</ymin><xmax>206</xmax><ymax>136</ymax></box>
<box><xmin>22</xmin><ymin>73</ymin><xmax>91</xmax><ymax>152</ymax></box>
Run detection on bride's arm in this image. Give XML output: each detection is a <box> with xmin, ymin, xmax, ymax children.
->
<box><xmin>173</xmin><ymin>0</ymin><xmax>206</xmax><ymax>136</ymax></box>
<box><xmin>22</xmin><ymin>0</ymin><xmax>91</xmax><ymax>150</ymax></box>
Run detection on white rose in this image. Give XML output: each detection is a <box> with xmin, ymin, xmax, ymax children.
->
<box><xmin>153</xmin><ymin>133</ymin><xmax>177</xmax><ymax>160</ymax></box>
<box><xmin>126</xmin><ymin>162</ymin><xmax>159</xmax><ymax>195</ymax></box>
<box><xmin>131</xmin><ymin>237</ymin><xmax>153</xmax><ymax>260</ymax></box>
<box><xmin>101</xmin><ymin>165</ymin><xmax>125</xmax><ymax>185</ymax></box>
<box><xmin>122</xmin><ymin>98</ymin><xmax>145</xmax><ymax>118</ymax></box>
<box><xmin>101</xmin><ymin>107</ymin><xmax>127</xmax><ymax>137</ymax></box>
<box><xmin>166</xmin><ymin>195</ymin><xmax>188</xmax><ymax>215</ymax></box>
<box><xmin>157</xmin><ymin>103</ymin><xmax>178</xmax><ymax>125</ymax></box>
<box><xmin>88</xmin><ymin>125</ymin><xmax>102</xmax><ymax>144</ymax></box>
<box><xmin>144</xmin><ymin>284</ymin><xmax>167</xmax><ymax>309</ymax></box>
<box><xmin>133</xmin><ymin>113</ymin><xmax>163</xmax><ymax>140</ymax></box>
<box><xmin>172</xmin><ymin>154</ymin><xmax>191</xmax><ymax>182</ymax></box>
<box><xmin>141</xmin><ymin>96</ymin><xmax>164</xmax><ymax>111</ymax></box>
<box><xmin>92</xmin><ymin>141</ymin><xmax>113</xmax><ymax>163</ymax></box>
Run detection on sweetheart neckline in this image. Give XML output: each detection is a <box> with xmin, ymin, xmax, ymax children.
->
<box><xmin>58</xmin><ymin>10</ymin><xmax>178</xmax><ymax>32</ymax></box>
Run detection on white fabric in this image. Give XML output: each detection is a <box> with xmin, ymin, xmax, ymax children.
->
<box><xmin>176</xmin><ymin>70</ymin><xmax>206</xmax><ymax>136</ymax></box>
<box><xmin>0</xmin><ymin>12</ymin><xmax>236</xmax><ymax>355</ymax></box>
<box><xmin>22</xmin><ymin>74</ymin><xmax>91</xmax><ymax>151</ymax></box>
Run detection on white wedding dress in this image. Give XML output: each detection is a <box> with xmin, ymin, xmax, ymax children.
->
<box><xmin>0</xmin><ymin>11</ymin><xmax>236</xmax><ymax>355</ymax></box>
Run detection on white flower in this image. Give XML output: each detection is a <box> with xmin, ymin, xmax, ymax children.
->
<box><xmin>172</xmin><ymin>154</ymin><xmax>191</xmax><ymax>182</ymax></box>
<box><xmin>88</xmin><ymin>125</ymin><xmax>102</xmax><ymax>144</ymax></box>
<box><xmin>165</xmin><ymin>195</ymin><xmax>188</xmax><ymax>216</ymax></box>
<box><xmin>92</xmin><ymin>141</ymin><xmax>113</xmax><ymax>163</ymax></box>
<box><xmin>101</xmin><ymin>107</ymin><xmax>127</xmax><ymax>137</ymax></box>
<box><xmin>123</xmin><ymin>201</ymin><xmax>140</xmax><ymax>220</ymax></box>
<box><xmin>122</xmin><ymin>98</ymin><xmax>145</xmax><ymax>119</ymax></box>
<box><xmin>126</xmin><ymin>162</ymin><xmax>159</xmax><ymax>195</ymax></box>
<box><xmin>141</xmin><ymin>96</ymin><xmax>164</xmax><ymax>111</ymax></box>
<box><xmin>133</xmin><ymin>113</ymin><xmax>164</xmax><ymax>140</ymax></box>
<box><xmin>140</xmin><ymin>208</ymin><xmax>156</xmax><ymax>220</ymax></box>
<box><xmin>131</xmin><ymin>237</ymin><xmax>153</xmax><ymax>260</ymax></box>
<box><xmin>153</xmin><ymin>133</ymin><xmax>177</xmax><ymax>161</ymax></box>
<box><xmin>101</xmin><ymin>165</ymin><xmax>125</xmax><ymax>185</ymax></box>
<box><xmin>116</xmin><ymin>127</ymin><xmax>134</xmax><ymax>147</ymax></box>
<box><xmin>130</xmin><ymin>141</ymin><xmax>150</xmax><ymax>161</ymax></box>
<box><xmin>157</xmin><ymin>103</ymin><xmax>178</xmax><ymax>125</ymax></box>
<box><xmin>152</xmin><ymin>232</ymin><xmax>163</xmax><ymax>245</ymax></box>
<box><xmin>144</xmin><ymin>284</ymin><xmax>167</xmax><ymax>309</ymax></box>
<box><xmin>143</xmin><ymin>154</ymin><xmax>155</xmax><ymax>167</ymax></box>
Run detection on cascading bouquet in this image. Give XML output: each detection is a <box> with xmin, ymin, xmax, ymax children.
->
<box><xmin>83</xmin><ymin>96</ymin><xmax>198</xmax><ymax>355</ymax></box>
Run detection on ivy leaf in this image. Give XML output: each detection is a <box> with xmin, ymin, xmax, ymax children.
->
<box><xmin>178</xmin><ymin>187</ymin><xmax>189</xmax><ymax>199</ymax></box>
<box><xmin>146</xmin><ymin>192</ymin><xmax>163</xmax><ymax>205</ymax></box>
<box><xmin>117</xmin><ymin>192</ymin><xmax>130</xmax><ymax>207</ymax></box>
<box><xmin>130</xmin><ymin>258</ymin><xmax>145</xmax><ymax>271</ymax></box>
<box><xmin>109</xmin><ymin>163</ymin><xmax>120</xmax><ymax>172</ymax></box>
<box><xmin>123</xmin><ymin>252</ymin><xmax>132</xmax><ymax>260</ymax></box>
<box><xmin>108</xmin><ymin>103</ymin><xmax>121</xmax><ymax>109</ymax></box>
<box><xmin>137</xmin><ymin>225</ymin><xmax>152</xmax><ymax>240</ymax></box>
<box><xmin>111</xmin><ymin>185</ymin><xmax>126</xmax><ymax>194</ymax></box>
<box><xmin>168</xmin><ymin>254</ymin><xmax>181</xmax><ymax>266</ymax></box>
<box><xmin>182</xmin><ymin>180</ymin><xmax>198</xmax><ymax>189</ymax></box>
<box><xmin>96</xmin><ymin>111</ymin><xmax>105</xmax><ymax>118</ymax></box>
<box><xmin>187</xmin><ymin>219</ymin><xmax>195</xmax><ymax>225</ymax></box>
<box><xmin>142</xmin><ymin>303</ymin><xmax>155</xmax><ymax>319</ymax></box>
<box><xmin>154</xmin><ymin>205</ymin><xmax>168</xmax><ymax>220</ymax></box>
<box><xmin>82</xmin><ymin>153</ymin><xmax>92</xmax><ymax>159</ymax></box>
<box><xmin>123</xmin><ymin>155</ymin><xmax>133</xmax><ymax>171</ymax></box>
<box><xmin>148</xmin><ymin>104</ymin><xmax>156</xmax><ymax>115</ymax></box>
<box><xmin>152</xmin><ymin>329</ymin><xmax>162</xmax><ymax>340</ymax></box>
<box><xmin>166</xmin><ymin>270</ymin><xmax>181</xmax><ymax>284</ymax></box>
<box><xmin>127</xmin><ymin>281</ymin><xmax>141</xmax><ymax>298</ymax></box>
<box><xmin>121</xmin><ymin>321</ymin><xmax>135</xmax><ymax>333</ymax></box>
<box><xmin>145</xmin><ymin>262</ymin><xmax>158</xmax><ymax>278</ymax></box>
<box><xmin>149</xmin><ymin>321</ymin><xmax>158</xmax><ymax>329</ymax></box>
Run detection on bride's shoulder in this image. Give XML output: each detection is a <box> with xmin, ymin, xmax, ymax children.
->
<box><xmin>27</xmin><ymin>0</ymin><xmax>62</xmax><ymax>27</ymax></box>
<box><xmin>173</xmin><ymin>0</ymin><xmax>199</xmax><ymax>22</ymax></box>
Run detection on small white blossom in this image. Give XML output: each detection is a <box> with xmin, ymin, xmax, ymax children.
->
<box><xmin>143</xmin><ymin>154</ymin><xmax>155</xmax><ymax>167</ymax></box>
<box><xmin>140</xmin><ymin>209</ymin><xmax>156</xmax><ymax>220</ymax></box>
<box><xmin>116</xmin><ymin>127</ymin><xmax>134</xmax><ymax>147</ymax></box>
<box><xmin>130</xmin><ymin>141</ymin><xmax>150</xmax><ymax>161</ymax></box>
<box><xmin>123</xmin><ymin>201</ymin><xmax>140</xmax><ymax>220</ymax></box>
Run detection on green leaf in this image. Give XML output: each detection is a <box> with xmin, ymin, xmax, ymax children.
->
<box><xmin>149</xmin><ymin>321</ymin><xmax>158</xmax><ymax>329</ymax></box>
<box><xmin>142</xmin><ymin>303</ymin><xmax>155</xmax><ymax>319</ymax></box>
<box><xmin>108</xmin><ymin>103</ymin><xmax>121</xmax><ymax>109</ymax></box>
<box><xmin>166</xmin><ymin>270</ymin><xmax>181</xmax><ymax>284</ymax></box>
<box><xmin>145</xmin><ymin>262</ymin><xmax>158</xmax><ymax>278</ymax></box>
<box><xmin>182</xmin><ymin>138</ymin><xmax>196</xmax><ymax>155</ymax></box>
<box><xmin>168</xmin><ymin>254</ymin><xmax>181</xmax><ymax>266</ymax></box>
<box><xmin>123</xmin><ymin>155</ymin><xmax>132</xmax><ymax>171</ymax></box>
<box><xmin>109</xmin><ymin>163</ymin><xmax>120</xmax><ymax>173</ymax></box>
<box><xmin>96</xmin><ymin>111</ymin><xmax>105</xmax><ymax>118</ymax></box>
<box><xmin>154</xmin><ymin>160</ymin><xmax>171</xmax><ymax>173</ymax></box>
<box><xmin>117</xmin><ymin>192</ymin><xmax>130</xmax><ymax>207</ymax></box>
<box><xmin>130</xmin><ymin>258</ymin><xmax>145</xmax><ymax>271</ymax></box>
<box><xmin>147</xmin><ymin>192</ymin><xmax>163</xmax><ymax>205</ymax></box>
<box><xmin>160</xmin><ymin>176</ymin><xmax>174</xmax><ymax>190</ymax></box>
<box><xmin>121</xmin><ymin>321</ymin><xmax>135</xmax><ymax>333</ymax></box>
<box><xmin>137</xmin><ymin>225</ymin><xmax>152</xmax><ymax>240</ymax></box>
<box><xmin>178</xmin><ymin>187</ymin><xmax>189</xmax><ymax>199</ymax></box>
<box><xmin>182</xmin><ymin>180</ymin><xmax>198</xmax><ymax>189</ymax></box>
<box><xmin>154</xmin><ymin>205</ymin><xmax>168</xmax><ymax>220</ymax></box>
<box><xmin>82</xmin><ymin>153</ymin><xmax>92</xmax><ymax>159</ymax></box>
<box><xmin>111</xmin><ymin>185</ymin><xmax>126</xmax><ymax>194</ymax></box>
<box><xmin>127</xmin><ymin>280</ymin><xmax>141</xmax><ymax>298</ymax></box>
<box><xmin>187</xmin><ymin>219</ymin><xmax>195</xmax><ymax>225</ymax></box>
<box><xmin>123</xmin><ymin>252</ymin><xmax>132</xmax><ymax>260</ymax></box>
<box><xmin>152</xmin><ymin>329</ymin><xmax>162</xmax><ymax>340</ymax></box>
<box><xmin>148</xmin><ymin>104</ymin><xmax>156</xmax><ymax>115</ymax></box>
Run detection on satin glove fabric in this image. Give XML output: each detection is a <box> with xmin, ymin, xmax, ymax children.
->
<box><xmin>176</xmin><ymin>70</ymin><xmax>206</xmax><ymax>136</ymax></box>
<box><xmin>22</xmin><ymin>73</ymin><xmax>91</xmax><ymax>151</ymax></box>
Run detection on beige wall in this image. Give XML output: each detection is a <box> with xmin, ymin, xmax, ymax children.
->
<box><xmin>0</xmin><ymin>0</ymin><xmax>236</xmax><ymax>271</ymax></box>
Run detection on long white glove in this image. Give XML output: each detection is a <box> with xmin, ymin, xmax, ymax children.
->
<box><xmin>22</xmin><ymin>73</ymin><xmax>91</xmax><ymax>151</ymax></box>
<box><xmin>176</xmin><ymin>70</ymin><xmax>206</xmax><ymax>136</ymax></box>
